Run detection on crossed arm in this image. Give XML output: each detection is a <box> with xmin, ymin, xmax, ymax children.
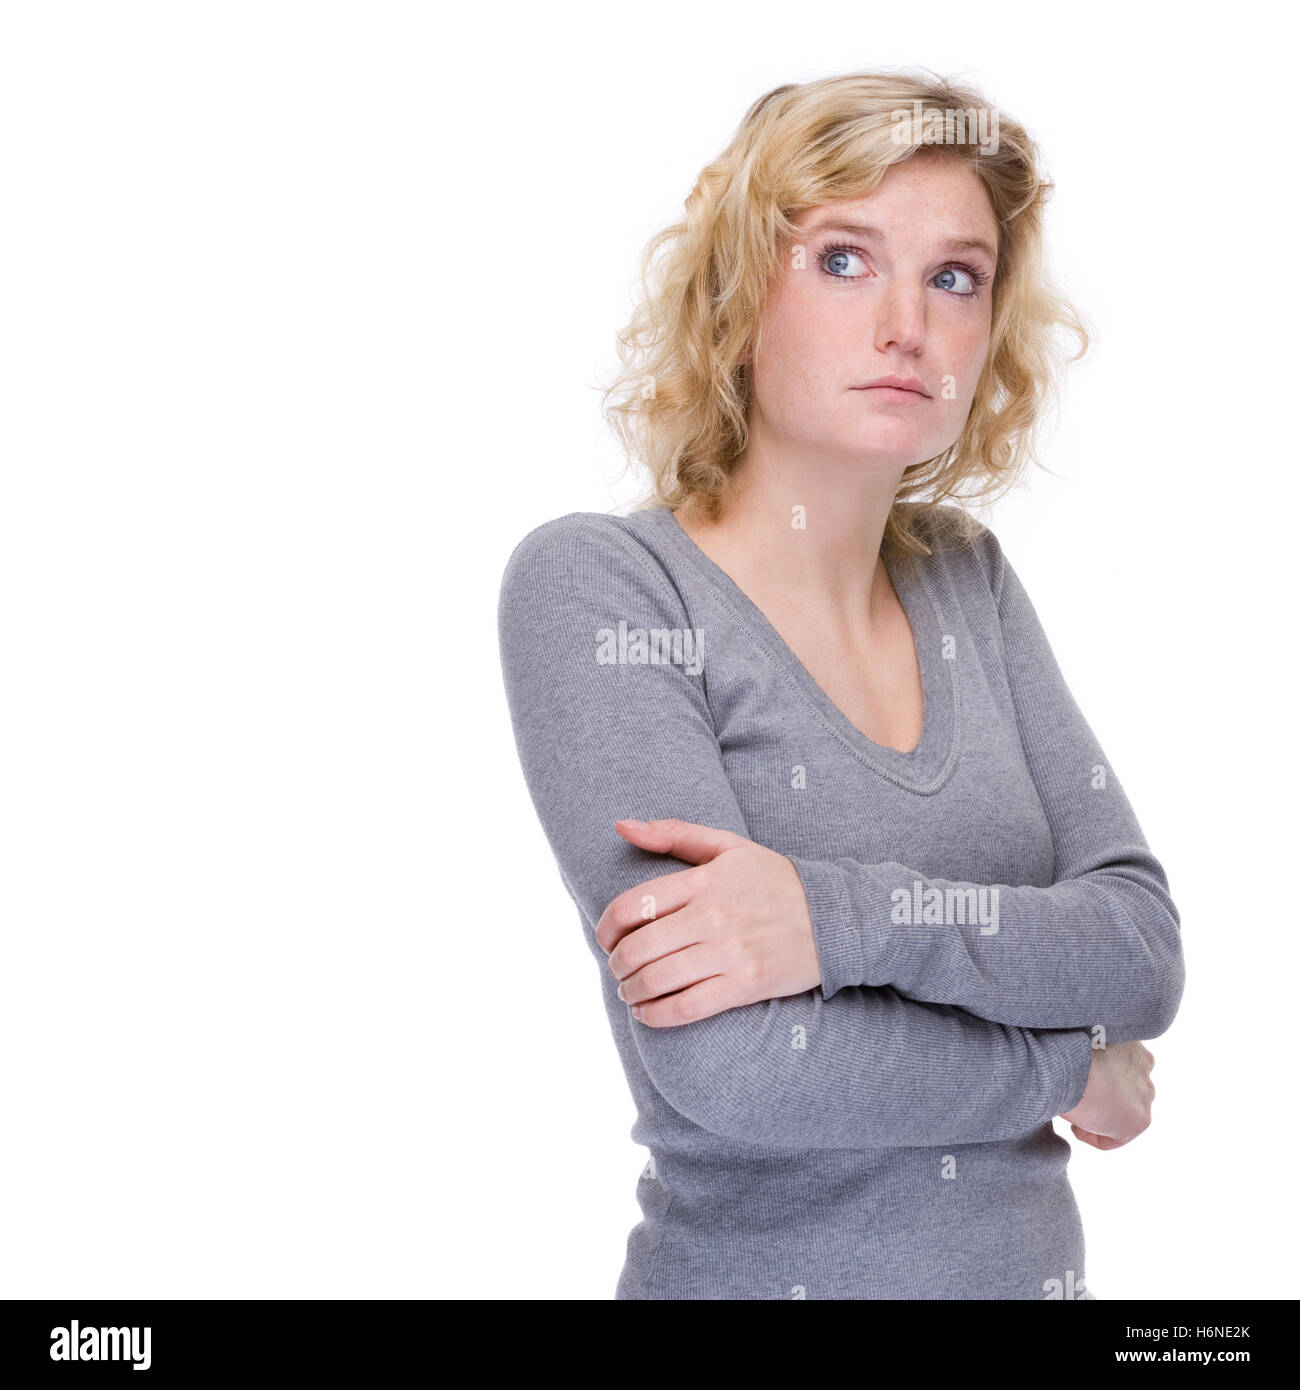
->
<box><xmin>498</xmin><ymin>515</ymin><xmax>1181</xmax><ymax>1149</ymax></box>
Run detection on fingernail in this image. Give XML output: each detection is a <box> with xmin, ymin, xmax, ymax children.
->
<box><xmin>618</xmin><ymin>819</ymin><xmax>649</xmax><ymax>830</ymax></box>
<box><xmin>631</xmin><ymin>1006</ymin><xmax>643</xmax><ymax>1021</ymax></box>
<box><xmin>617</xmin><ymin>983</ymin><xmax>625</xmax><ymax>1001</ymax></box>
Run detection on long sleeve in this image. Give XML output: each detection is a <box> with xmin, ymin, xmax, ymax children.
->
<box><xmin>795</xmin><ymin>528</ymin><xmax>1185</xmax><ymax>1045</ymax></box>
<box><xmin>497</xmin><ymin>513</ymin><xmax>1094</xmax><ymax>1149</ymax></box>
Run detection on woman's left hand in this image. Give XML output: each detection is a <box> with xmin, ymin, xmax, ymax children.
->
<box><xmin>595</xmin><ymin>818</ymin><xmax>823</xmax><ymax>1025</ymax></box>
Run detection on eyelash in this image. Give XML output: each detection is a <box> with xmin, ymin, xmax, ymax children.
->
<box><xmin>816</xmin><ymin>242</ymin><xmax>992</xmax><ymax>297</ymax></box>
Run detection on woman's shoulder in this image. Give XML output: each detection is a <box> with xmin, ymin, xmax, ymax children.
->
<box><xmin>498</xmin><ymin>507</ymin><xmax>682</xmax><ymax>612</ymax></box>
<box><xmin>501</xmin><ymin>508</ymin><xmax>662</xmax><ymax>573</ymax></box>
<box><xmin>504</xmin><ymin>507</ymin><xmax>645</xmax><ymax>554</ymax></box>
<box><xmin>902</xmin><ymin>503</ymin><xmax>1006</xmax><ymax>599</ymax></box>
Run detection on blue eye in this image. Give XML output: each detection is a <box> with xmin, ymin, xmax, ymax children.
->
<box><xmin>935</xmin><ymin>266</ymin><xmax>979</xmax><ymax>294</ymax></box>
<box><xmin>935</xmin><ymin>262</ymin><xmax>991</xmax><ymax>296</ymax></box>
<box><xmin>821</xmin><ymin>246</ymin><xmax>868</xmax><ymax>278</ymax></box>
<box><xmin>815</xmin><ymin>242</ymin><xmax>991</xmax><ymax>298</ymax></box>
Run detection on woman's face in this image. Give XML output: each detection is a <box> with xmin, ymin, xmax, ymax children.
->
<box><xmin>748</xmin><ymin>153</ymin><xmax>999</xmax><ymax>477</ymax></box>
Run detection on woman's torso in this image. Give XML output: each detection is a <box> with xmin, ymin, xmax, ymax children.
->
<box><xmin>590</xmin><ymin>505</ymin><xmax>1091</xmax><ymax>1300</ymax></box>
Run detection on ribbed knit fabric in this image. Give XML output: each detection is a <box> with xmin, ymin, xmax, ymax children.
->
<box><xmin>497</xmin><ymin>504</ymin><xmax>1184</xmax><ymax>1300</ymax></box>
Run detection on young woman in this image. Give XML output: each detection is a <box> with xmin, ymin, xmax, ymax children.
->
<box><xmin>498</xmin><ymin>71</ymin><xmax>1184</xmax><ymax>1300</ymax></box>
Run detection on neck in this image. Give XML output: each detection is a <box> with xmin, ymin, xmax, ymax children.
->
<box><xmin>675</xmin><ymin>435</ymin><xmax>908</xmax><ymax>617</ymax></box>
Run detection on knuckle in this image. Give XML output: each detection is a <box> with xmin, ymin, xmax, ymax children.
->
<box><xmin>607</xmin><ymin>890</ymin><xmax>631</xmax><ymax>924</ymax></box>
<box><xmin>678</xmin><ymin>994</ymin><xmax>707</xmax><ymax>1024</ymax></box>
<box><xmin>658</xmin><ymin>997</ymin><xmax>683</xmax><ymax>1026</ymax></box>
<box><xmin>700</xmin><ymin>903</ymin><xmax>726</xmax><ymax>933</ymax></box>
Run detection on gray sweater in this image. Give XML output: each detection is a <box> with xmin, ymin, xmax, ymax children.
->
<box><xmin>497</xmin><ymin>504</ymin><xmax>1184</xmax><ymax>1300</ymax></box>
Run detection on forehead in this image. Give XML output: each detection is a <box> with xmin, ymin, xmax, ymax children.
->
<box><xmin>795</xmin><ymin>160</ymin><xmax>999</xmax><ymax>256</ymax></box>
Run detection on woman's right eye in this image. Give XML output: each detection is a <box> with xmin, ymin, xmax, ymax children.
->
<box><xmin>817</xmin><ymin>244</ymin><xmax>869</xmax><ymax>280</ymax></box>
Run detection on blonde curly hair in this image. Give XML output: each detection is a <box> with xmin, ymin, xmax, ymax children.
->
<box><xmin>601</xmin><ymin>68</ymin><xmax>1090</xmax><ymax>562</ymax></box>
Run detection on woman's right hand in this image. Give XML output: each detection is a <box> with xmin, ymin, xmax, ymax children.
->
<box><xmin>1060</xmin><ymin>1040</ymin><xmax>1156</xmax><ymax>1150</ymax></box>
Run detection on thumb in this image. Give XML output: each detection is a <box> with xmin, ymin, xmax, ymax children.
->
<box><xmin>614</xmin><ymin>817</ymin><xmax>750</xmax><ymax>863</ymax></box>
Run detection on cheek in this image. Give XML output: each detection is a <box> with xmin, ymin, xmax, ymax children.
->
<box><xmin>956</xmin><ymin>320</ymin><xmax>992</xmax><ymax>396</ymax></box>
<box><xmin>928</xmin><ymin>322</ymin><xmax>989</xmax><ymax>410</ymax></box>
<box><xmin>757</xmin><ymin>284</ymin><xmax>855</xmax><ymax>394</ymax></box>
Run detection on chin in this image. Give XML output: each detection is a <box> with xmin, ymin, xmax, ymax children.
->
<box><xmin>835</xmin><ymin>430</ymin><xmax>933</xmax><ymax>468</ymax></box>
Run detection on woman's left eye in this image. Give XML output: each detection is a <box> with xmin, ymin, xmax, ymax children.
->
<box><xmin>934</xmin><ymin>265</ymin><xmax>986</xmax><ymax>295</ymax></box>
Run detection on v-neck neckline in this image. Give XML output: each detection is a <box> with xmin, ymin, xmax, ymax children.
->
<box><xmin>641</xmin><ymin>505</ymin><xmax>960</xmax><ymax>793</ymax></box>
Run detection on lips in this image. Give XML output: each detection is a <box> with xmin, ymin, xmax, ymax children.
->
<box><xmin>852</xmin><ymin>376</ymin><xmax>930</xmax><ymax>396</ymax></box>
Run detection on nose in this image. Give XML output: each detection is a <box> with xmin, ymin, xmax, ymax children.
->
<box><xmin>872</xmin><ymin>280</ymin><xmax>926</xmax><ymax>355</ymax></box>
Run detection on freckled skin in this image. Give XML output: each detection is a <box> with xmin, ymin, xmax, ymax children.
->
<box><xmin>680</xmin><ymin>154</ymin><xmax>1001</xmax><ymax>756</ymax></box>
<box><xmin>751</xmin><ymin>151</ymin><xmax>997</xmax><ymax>476</ymax></box>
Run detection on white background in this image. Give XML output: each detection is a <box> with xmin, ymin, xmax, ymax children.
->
<box><xmin>2</xmin><ymin>1</ymin><xmax>1295</xmax><ymax>1299</ymax></box>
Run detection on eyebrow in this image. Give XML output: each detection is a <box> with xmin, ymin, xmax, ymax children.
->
<box><xmin>805</xmin><ymin>219</ymin><xmax>999</xmax><ymax>265</ymax></box>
